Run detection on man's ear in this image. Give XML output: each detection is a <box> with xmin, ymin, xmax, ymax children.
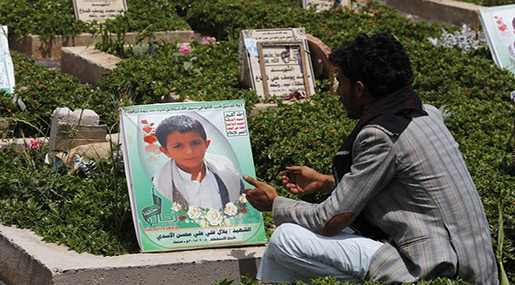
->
<box><xmin>205</xmin><ymin>139</ymin><xmax>211</xmax><ymax>149</ymax></box>
<box><xmin>354</xmin><ymin>81</ymin><xmax>366</xmax><ymax>97</ymax></box>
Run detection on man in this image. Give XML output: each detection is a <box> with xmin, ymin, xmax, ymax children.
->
<box><xmin>243</xmin><ymin>33</ymin><xmax>498</xmax><ymax>283</ymax></box>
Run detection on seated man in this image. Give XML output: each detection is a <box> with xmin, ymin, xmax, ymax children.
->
<box><xmin>244</xmin><ymin>33</ymin><xmax>498</xmax><ymax>284</ymax></box>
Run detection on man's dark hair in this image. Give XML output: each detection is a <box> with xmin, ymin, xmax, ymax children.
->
<box><xmin>329</xmin><ymin>33</ymin><xmax>413</xmax><ymax>98</ymax></box>
<box><xmin>155</xmin><ymin>115</ymin><xmax>207</xmax><ymax>149</ymax></box>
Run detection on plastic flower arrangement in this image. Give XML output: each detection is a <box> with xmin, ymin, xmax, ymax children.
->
<box><xmin>171</xmin><ymin>194</ymin><xmax>251</xmax><ymax>227</ymax></box>
<box><xmin>178</xmin><ymin>44</ymin><xmax>192</xmax><ymax>55</ymax></box>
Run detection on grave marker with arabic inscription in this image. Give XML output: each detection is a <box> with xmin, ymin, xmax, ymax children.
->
<box><xmin>72</xmin><ymin>0</ymin><xmax>127</xmax><ymax>22</ymax></box>
<box><xmin>239</xmin><ymin>28</ymin><xmax>315</xmax><ymax>99</ymax></box>
<box><xmin>299</xmin><ymin>0</ymin><xmax>350</xmax><ymax>11</ymax></box>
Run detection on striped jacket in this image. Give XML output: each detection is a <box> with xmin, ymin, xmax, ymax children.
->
<box><xmin>272</xmin><ymin>104</ymin><xmax>498</xmax><ymax>284</ymax></box>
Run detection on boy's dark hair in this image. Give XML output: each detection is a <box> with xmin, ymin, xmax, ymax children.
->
<box><xmin>155</xmin><ymin>115</ymin><xmax>207</xmax><ymax>149</ymax></box>
<box><xmin>329</xmin><ymin>33</ymin><xmax>413</xmax><ymax>98</ymax></box>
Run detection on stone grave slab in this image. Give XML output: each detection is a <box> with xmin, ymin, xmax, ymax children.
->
<box><xmin>239</xmin><ymin>28</ymin><xmax>316</xmax><ymax>99</ymax></box>
<box><xmin>0</xmin><ymin>224</ymin><xmax>264</xmax><ymax>285</ymax></box>
<box><xmin>9</xmin><ymin>30</ymin><xmax>194</xmax><ymax>59</ymax></box>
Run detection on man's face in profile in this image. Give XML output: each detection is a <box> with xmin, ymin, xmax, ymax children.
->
<box><xmin>159</xmin><ymin>131</ymin><xmax>211</xmax><ymax>173</ymax></box>
<box><xmin>336</xmin><ymin>70</ymin><xmax>363</xmax><ymax>119</ymax></box>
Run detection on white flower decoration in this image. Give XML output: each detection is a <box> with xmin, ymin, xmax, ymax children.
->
<box><xmin>187</xmin><ymin>206</ymin><xmax>202</xmax><ymax>220</ymax></box>
<box><xmin>224</xmin><ymin>202</ymin><xmax>238</xmax><ymax>216</ymax></box>
<box><xmin>200</xmin><ymin>216</ymin><xmax>209</xmax><ymax>227</ymax></box>
<box><xmin>206</xmin><ymin>208</ymin><xmax>223</xmax><ymax>226</ymax></box>
<box><xmin>172</xmin><ymin>202</ymin><xmax>182</xmax><ymax>212</ymax></box>
<box><xmin>223</xmin><ymin>217</ymin><xmax>231</xmax><ymax>226</ymax></box>
<box><xmin>239</xmin><ymin>193</ymin><xmax>247</xmax><ymax>203</ymax></box>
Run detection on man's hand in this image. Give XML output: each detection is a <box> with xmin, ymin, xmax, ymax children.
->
<box><xmin>279</xmin><ymin>166</ymin><xmax>335</xmax><ymax>195</ymax></box>
<box><xmin>243</xmin><ymin>175</ymin><xmax>278</xmax><ymax>212</ymax></box>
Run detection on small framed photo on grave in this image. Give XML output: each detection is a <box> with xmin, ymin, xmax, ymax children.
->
<box><xmin>239</xmin><ymin>28</ymin><xmax>316</xmax><ymax>99</ymax></box>
<box><xmin>120</xmin><ymin>100</ymin><xmax>267</xmax><ymax>252</ymax></box>
<box><xmin>72</xmin><ymin>0</ymin><xmax>128</xmax><ymax>23</ymax></box>
<box><xmin>257</xmin><ymin>41</ymin><xmax>312</xmax><ymax>98</ymax></box>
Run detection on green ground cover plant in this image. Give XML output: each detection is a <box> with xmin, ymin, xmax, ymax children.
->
<box><xmin>0</xmin><ymin>0</ymin><xmax>190</xmax><ymax>42</ymax></box>
<box><xmin>0</xmin><ymin>0</ymin><xmax>513</xmax><ymax>282</ymax></box>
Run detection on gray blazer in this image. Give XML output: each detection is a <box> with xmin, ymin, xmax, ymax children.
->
<box><xmin>272</xmin><ymin>105</ymin><xmax>498</xmax><ymax>284</ymax></box>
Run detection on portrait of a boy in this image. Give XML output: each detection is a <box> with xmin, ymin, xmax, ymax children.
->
<box><xmin>152</xmin><ymin>115</ymin><xmax>245</xmax><ymax>209</ymax></box>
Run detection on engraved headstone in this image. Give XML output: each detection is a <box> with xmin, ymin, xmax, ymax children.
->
<box><xmin>72</xmin><ymin>0</ymin><xmax>127</xmax><ymax>23</ymax></box>
<box><xmin>239</xmin><ymin>28</ymin><xmax>316</xmax><ymax>99</ymax></box>
<box><xmin>300</xmin><ymin>0</ymin><xmax>351</xmax><ymax>12</ymax></box>
<box><xmin>0</xmin><ymin>26</ymin><xmax>15</xmax><ymax>94</ymax></box>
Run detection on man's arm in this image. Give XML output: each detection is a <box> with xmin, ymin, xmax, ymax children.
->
<box><xmin>246</xmin><ymin>127</ymin><xmax>397</xmax><ymax>236</ymax></box>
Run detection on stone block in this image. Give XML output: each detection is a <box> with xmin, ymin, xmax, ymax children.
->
<box><xmin>61</xmin><ymin>46</ymin><xmax>121</xmax><ymax>86</ymax></box>
<box><xmin>378</xmin><ymin>0</ymin><xmax>480</xmax><ymax>27</ymax></box>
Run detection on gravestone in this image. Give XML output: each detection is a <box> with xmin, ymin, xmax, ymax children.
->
<box><xmin>0</xmin><ymin>26</ymin><xmax>15</xmax><ymax>94</ymax></box>
<box><xmin>300</xmin><ymin>0</ymin><xmax>351</xmax><ymax>11</ymax></box>
<box><xmin>49</xmin><ymin>107</ymin><xmax>107</xmax><ymax>152</ymax></box>
<box><xmin>239</xmin><ymin>28</ymin><xmax>316</xmax><ymax>99</ymax></box>
<box><xmin>72</xmin><ymin>0</ymin><xmax>127</xmax><ymax>22</ymax></box>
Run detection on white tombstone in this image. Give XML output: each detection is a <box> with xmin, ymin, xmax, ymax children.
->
<box><xmin>300</xmin><ymin>0</ymin><xmax>351</xmax><ymax>12</ymax></box>
<box><xmin>49</xmin><ymin>107</ymin><xmax>107</xmax><ymax>151</ymax></box>
<box><xmin>72</xmin><ymin>0</ymin><xmax>127</xmax><ymax>23</ymax></box>
<box><xmin>239</xmin><ymin>28</ymin><xmax>316</xmax><ymax>99</ymax></box>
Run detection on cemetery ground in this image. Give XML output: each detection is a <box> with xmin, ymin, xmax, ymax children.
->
<box><xmin>1</xmin><ymin>0</ymin><xmax>515</xmax><ymax>284</ymax></box>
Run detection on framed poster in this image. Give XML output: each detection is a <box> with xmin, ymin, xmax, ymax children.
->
<box><xmin>120</xmin><ymin>100</ymin><xmax>266</xmax><ymax>252</ymax></box>
<box><xmin>257</xmin><ymin>41</ymin><xmax>312</xmax><ymax>98</ymax></box>
<box><xmin>479</xmin><ymin>4</ymin><xmax>515</xmax><ymax>74</ymax></box>
<box><xmin>0</xmin><ymin>26</ymin><xmax>14</xmax><ymax>94</ymax></box>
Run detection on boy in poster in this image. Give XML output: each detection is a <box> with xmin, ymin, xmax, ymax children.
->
<box><xmin>153</xmin><ymin>115</ymin><xmax>245</xmax><ymax>209</ymax></box>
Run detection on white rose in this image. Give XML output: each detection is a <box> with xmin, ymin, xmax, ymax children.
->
<box><xmin>239</xmin><ymin>194</ymin><xmax>247</xmax><ymax>203</ymax></box>
<box><xmin>223</xmin><ymin>217</ymin><xmax>231</xmax><ymax>226</ymax></box>
<box><xmin>224</xmin><ymin>202</ymin><xmax>238</xmax><ymax>216</ymax></box>
<box><xmin>206</xmin><ymin>208</ymin><xmax>223</xmax><ymax>226</ymax></box>
<box><xmin>200</xmin><ymin>216</ymin><xmax>209</xmax><ymax>227</ymax></box>
<box><xmin>187</xmin><ymin>206</ymin><xmax>202</xmax><ymax>220</ymax></box>
<box><xmin>172</xmin><ymin>202</ymin><xmax>182</xmax><ymax>212</ymax></box>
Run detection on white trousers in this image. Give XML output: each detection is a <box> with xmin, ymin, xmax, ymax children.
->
<box><xmin>257</xmin><ymin>223</ymin><xmax>383</xmax><ymax>283</ymax></box>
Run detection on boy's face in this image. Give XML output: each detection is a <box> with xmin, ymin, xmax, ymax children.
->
<box><xmin>159</xmin><ymin>131</ymin><xmax>211</xmax><ymax>173</ymax></box>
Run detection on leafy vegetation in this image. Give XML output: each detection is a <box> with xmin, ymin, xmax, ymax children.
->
<box><xmin>0</xmin><ymin>0</ymin><xmax>513</xmax><ymax>282</ymax></box>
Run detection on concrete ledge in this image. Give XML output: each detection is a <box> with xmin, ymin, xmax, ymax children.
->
<box><xmin>0</xmin><ymin>224</ymin><xmax>265</xmax><ymax>285</ymax></box>
<box><xmin>9</xmin><ymin>30</ymin><xmax>194</xmax><ymax>59</ymax></box>
<box><xmin>379</xmin><ymin>0</ymin><xmax>482</xmax><ymax>27</ymax></box>
<box><xmin>61</xmin><ymin>46</ymin><xmax>122</xmax><ymax>86</ymax></box>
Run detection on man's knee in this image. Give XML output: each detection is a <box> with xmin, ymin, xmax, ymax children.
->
<box><xmin>267</xmin><ymin>223</ymin><xmax>309</xmax><ymax>258</ymax></box>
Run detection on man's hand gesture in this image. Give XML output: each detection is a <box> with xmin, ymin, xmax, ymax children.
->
<box><xmin>279</xmin><ymin>166</ymin><xmax>335</xmax><ymax>195</ymax></box>
<box><xmin>243</xmin><ymin>175</ymin><xmax>278</xmax><ymax>212</ymax></box>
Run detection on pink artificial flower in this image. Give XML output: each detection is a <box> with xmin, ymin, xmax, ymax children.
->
<box><xmin>178</xmin><ymin>45</ymin><xmax>192</xmax><ymax>55</ymax></box>
<box><xmin>28</xmin><ymin>138</ymin><xmax>43</xmax><ymax>149</ymax></box>
<box><xmin>145</xmin><ymin>144</ymin><xmax>161</xmax><ymax>155</ymax></box>
<box><xmin>200</xmin><ymin>37</ymin><xmax>216</xmax><ymax>45</ymax></box>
